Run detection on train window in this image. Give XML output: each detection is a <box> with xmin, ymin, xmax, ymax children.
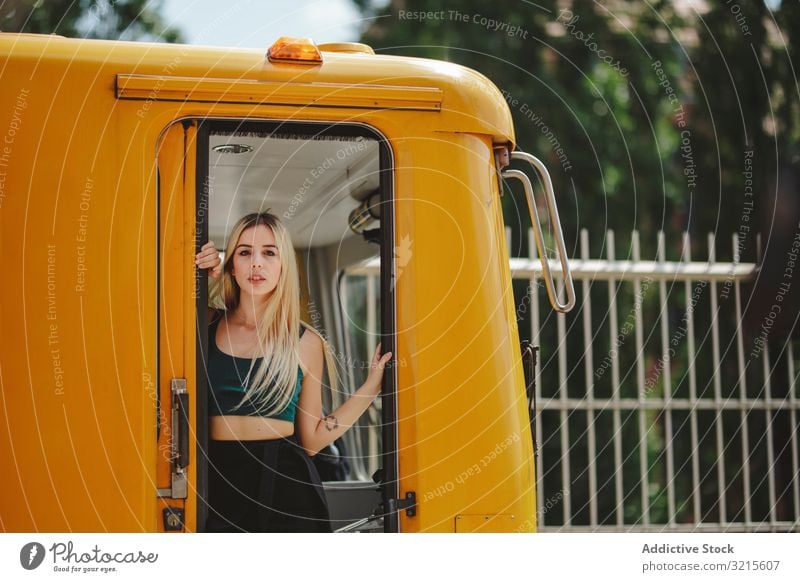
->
<box><xmin>198</xmin><ymin>120</ymin><xmax>392</xmax><ymax>532</ymax></box>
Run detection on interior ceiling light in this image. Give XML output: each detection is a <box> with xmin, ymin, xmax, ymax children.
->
<box><xmin>212</xmin><ymin>144</ymin><xmax>253</xmax><ymax>154</ymax></box>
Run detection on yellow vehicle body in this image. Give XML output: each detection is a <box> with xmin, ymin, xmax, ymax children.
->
<box><xmin>0</xmin><ymin>33</ymin><xmax>535</xmax><ymax>533</ymax></box>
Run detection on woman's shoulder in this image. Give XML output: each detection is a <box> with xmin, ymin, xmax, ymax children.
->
<box><xmin>298</xmin><ymin>322</ymin><xmax>324</xmax><ymax>373</ymax></box>
<box><xmin>299</xmin><ymin>321</ymin><xmax>323</xmax><ymax>347</ymax></box>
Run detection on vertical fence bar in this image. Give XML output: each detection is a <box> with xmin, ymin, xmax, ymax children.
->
<box><xmin>756</xmin><ymin>232</ymin><xmax>762</xmax><ymax>260</ymax></box>
<box><xmin>683</xmin><ymin>232</ymin><xmax>701</xmax><ymax>524</ymax></box>
<box><xmin>633</xmin><ymin>231</ymin><xmax>650</xmax><ymax>526</ymax></box>
<box><xmin>657</xmin><ymin>231</ymin><xmax>676</xmax><ymax>525</ymax></box>
<box><xmin>789</xmin><ymin>341</ymin><xmax>799</xmax><ymax>524</ymax></box>
<box><xmin>708</xmin><ymin>233</ymin><xmax>727</xmax><ymax>524</ymax></box>
<box><xmin>732</xmin><ymin>233</ymin><xmax>753</xmax><ymax>525</ymax></box>
<box><xmin>581</xmin><ymin>229</ymin><xmax>598</xmax><ymax>527</ymax></box>
<box><xmin>528</xmin><ymin>228</ymin><xmax>544</xmax><ymax>525</ymax></box>
<box><xmin>761</xmin><ymin>341</ymin><xmax>777</xmax><ymax>524</ymax></box>
<box><xmin>755</xmin><ymin>191</ymin><xmax>773</xmax><ymax>523</ymax></box>
<box><xmin>558</xmin><ymin>277</ymin><xmax>571</xmax><ymax>527</ymax></box>
<box><xmin>607</xmin><ymin>230</ymin><xmax>624</xmax><ymax>527</ymax></box>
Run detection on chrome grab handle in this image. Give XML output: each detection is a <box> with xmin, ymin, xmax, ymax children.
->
<box><xmin>502</xmin><ymin>151</ymin><xmax>576</xmax><ymax>313</ymax></box>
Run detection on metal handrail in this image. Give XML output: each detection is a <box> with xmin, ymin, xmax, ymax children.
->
<box><xmin>502</xmin><ymin>151</ymin><xmax>576</xmax><ymax>312</ymax></box>
<box><xmin>345</xmin><ymin>257</ymin><xmax>757</xmax><ymax>282</ymax></box>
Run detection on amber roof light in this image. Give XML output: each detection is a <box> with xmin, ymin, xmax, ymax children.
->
<box><xmin>267</xmin><ymin>37</ymin><xmax>323</xmax><ymax>64</ymax></box>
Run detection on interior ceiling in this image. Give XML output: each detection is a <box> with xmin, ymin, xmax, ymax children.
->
<box><xmin>208</xmin><ymin>134</ymin><xmax>380</xmax><ymax>248</ymax></box>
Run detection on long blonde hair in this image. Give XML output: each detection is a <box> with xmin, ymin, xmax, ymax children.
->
<box><xmin>210</xmin><ymin>212</ymin><xmax>338</xmax><ymax>417</ymax></box>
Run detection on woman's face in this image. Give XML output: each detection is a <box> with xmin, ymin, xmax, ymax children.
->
<box><xmin>231</xmin><ymin>224</ymin><xmax>282</xmax><ymax>300</ymax></box>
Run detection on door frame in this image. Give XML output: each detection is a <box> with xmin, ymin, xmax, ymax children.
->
<box><xmin>190</xmin><ymin>118</ymin><xmax>398</xmax><ymax>532</ymax></box>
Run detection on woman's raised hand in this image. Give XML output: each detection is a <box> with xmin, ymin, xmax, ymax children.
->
<box><xmin>195</xmin><ymin>240</ymin><xmax>222</xmax><ymax>279</ymax></box>
<box><xmin>364</xmin><ymin>343</ymin><xmax>393</xmax><ymax>397</ymax></box>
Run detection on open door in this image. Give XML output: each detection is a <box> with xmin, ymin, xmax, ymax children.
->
<box><xmin>156</xmin><ymin>120</ymin><xmax>203</xmax><ymax>532</ymax></box>
<box><xmin>193</xmin><ymin>119</ymin><xmax>397</xmax><ymax>532</ymax></box>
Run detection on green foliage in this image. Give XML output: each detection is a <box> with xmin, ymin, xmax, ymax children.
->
<box><xmin>355</xmin><ymin>0</ymin><xmax>798</xmax><ymax>262</ymax></box>
<box><xmin>0</xmin><ymin>0</ymin><xmax>182</xmax><ymax>42</ymax></box>
<box><xmin>356</xmin><ymin>0</ymin><xmax>686</xmax><ymax>255</ymax></box>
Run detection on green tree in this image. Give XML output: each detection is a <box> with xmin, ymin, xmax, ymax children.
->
<box><xmin>1</xmin><ymin>0</ymin><xmax>182</xmax><ymax>42</ymax></box>
<box><xmin>353</xmin><ymin>0</ymin><xmax>688</xmax><ymax>257</ymax></box>
<box><xmin>353</xmin><ymin>0</ymin><xmax>799</xmax><ymax>257</ymax></box>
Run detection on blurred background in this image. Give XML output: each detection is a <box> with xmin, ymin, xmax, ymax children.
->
<box><xmin>3</xmin><ymin>0</ymin><xmax>798</xmax><ymax>531</ymax></box>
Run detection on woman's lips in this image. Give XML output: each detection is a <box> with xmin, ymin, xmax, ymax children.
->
<box><xmin>249</xmin><ymin>275</ymin><xmax>266</xmax><ymax>284</ymax></box>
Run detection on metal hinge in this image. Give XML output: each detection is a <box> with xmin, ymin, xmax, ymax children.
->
<box><xmin>157</xmin><ymin>379</ymin><xmax>189</xmax><ymax>499</ymax></box>
<box><xmin>388</xmin><ymin>491</ymin><xmax>417</xmax><ymax>517</ymax></box>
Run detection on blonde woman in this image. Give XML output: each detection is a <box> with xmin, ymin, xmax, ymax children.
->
<box><xmin>194</xmin><ymin>211</ymin><xmax>392</xmax><ymax>532</ymax></box>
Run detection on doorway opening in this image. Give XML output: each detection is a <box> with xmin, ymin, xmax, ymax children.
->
<box><xmin>194</xmin><ymin>120</ymin><xmax>397</xmax><ymax>532</ymax></box>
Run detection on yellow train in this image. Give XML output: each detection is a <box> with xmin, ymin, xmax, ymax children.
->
<box><xmin>0</xmin><ymin>34</ymin><xmax>574</xmax><ymax>532</ymax></box>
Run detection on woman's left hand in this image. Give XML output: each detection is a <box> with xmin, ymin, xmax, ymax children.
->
<box><xmin>195</xmin><ymin>241</ymin><xmax>222</xmax><ymax>279</ymax></box>
<box><xmin>364</xmin><ymin>343</ymin><xmax>392</xmax><ymax>396</ymax></box>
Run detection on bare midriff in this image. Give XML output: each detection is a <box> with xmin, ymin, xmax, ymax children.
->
<box><xmin>209</xmin><ymin>415</ymin><xmax>294</xmax><ymax>441</ymax></box>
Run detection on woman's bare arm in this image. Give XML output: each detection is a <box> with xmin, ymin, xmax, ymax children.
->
<box><xmin>295</xmin><ymin>332</ymin><xmax>391</xmax><ymax>456</ymax></box>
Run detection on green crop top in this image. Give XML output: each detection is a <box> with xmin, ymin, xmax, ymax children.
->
<box><xmin>207</xmin><ymin>315</ymin><xmax>304</xmax><ymax>422</ymax></box>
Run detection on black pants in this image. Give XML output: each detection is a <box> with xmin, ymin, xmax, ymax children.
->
<box><xmin>205</xmin><ymin>436</ymin><xmax>332</xmax><ymax>532</ymax></box>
